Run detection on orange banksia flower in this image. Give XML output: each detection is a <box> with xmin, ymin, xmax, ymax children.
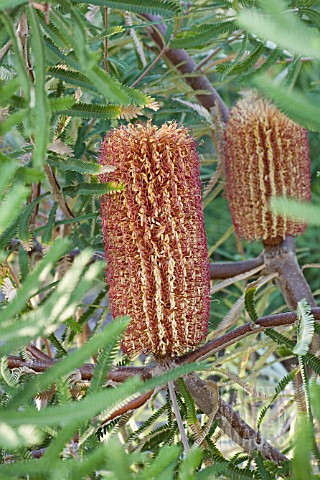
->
<box><xmin>99</xmin><ymin>122</ymin><xmax>210</xmax><ymax>359</ymax></box>
<box><xmin>224</xmin><ymin>95</ymin><xmax>311</xmax><ymax>245</ymax></box>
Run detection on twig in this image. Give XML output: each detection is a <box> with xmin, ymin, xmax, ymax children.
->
<box><xmin>44</xmin><ymin>164</ymin><xmax>74</xmax><ymax>220</ymax></box>
<box><xmin>168</xmin><ymin>379</ymin><xmax>190</xmax><ymax>453</ymax></box>
<box><xmin>130</xmin><ymin>45</ymin><xmax>168</xmax><ymax>88</ymax></box>
<box><xmin>179</xmin><ymin>308</ymin><xmax>320</xmax><ymax>365</ymax></box>
<box><xmin>0</xmin><ymin>40</ymin><xmax>12</xmax><ymax>62</ymax></box>
<box><xmin>210</xmin><ymin>255</ymin><xmax>265</xmax><ymax>279</ymax></box>
<box><xmin>194</xmin><ymin>46</ymin><xmax>223</xmax><ymax>71</ymax></box>
<box><xmin>99</xmin><ymin>390</ymin><xmax>154</xmax><ymax>426</ymax></box>
<box><xmin>264</xmin><ymin>236</ymin><xmax>316</xmax><ymax>310</ymax></box>
<box><xmin>210</xmin><ymin>263</ymin><xmax>265</xmax><ymax>295</ymax></box>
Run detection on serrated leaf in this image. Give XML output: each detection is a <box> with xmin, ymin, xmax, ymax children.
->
<box><xmin>2</xmin><ymin>361</ymin><xmax>208</xmax><ymax>426</ymax></box>
<box><xmin>0</xmin><ymin>109</ymin><xmax>27</xmax><ymax>136</ymax></box>
<box><xmin>48</xmin><ymin>66</ymin><xmax>98</xmax><ymax>93</ymax></box>
<box><xmin>72</xmin><ymin>0</ymin><xmax>180</xmax><ymax>17</ymax></box>
<box><xmin>48</xmin><ymin>156</ymin><xmax>116</xmax><ymax>175</ymax></box>
<box><xmin>63</xmin><ymin>182</ymin><xmax>125</xmax><ymax>196</ymax></box>
<box><xmin>48</xmin><ymin>96</ymin><xmax>75</xmax><ymax>112</ymax></box>
<box><xmin>42</xmin><ymin>202</ymin><xmax>58</xmax><ymax>245</ymax></box>
<box><xmin>17</xmin><ymin>192</ymin><xmax>48</xmax><ymax>242</ymax></box>
<box><xmin>171</xmin><ymin>20</ymin><xmax>238</xmax><ymax>49</ymax></box>
<box><xmin>244</xmin><ymin>285</ymin><xmax>258</xmax><ymax>322</ymax></box>
<box><xmin>8</xmin><ymin>316</ymin><xmax>130</xmax><ymax>409</ymax></box>
<box><xmin>0</xmin><ymin>184</ymin><xmax>29</xmax><ymax>236</ymax></box>
<box><xmin>0</xmin><ymin>238</ymin><xmax>70</xmax><ymax>325</ymax></box>
<box><xmin>218</xmin><ymin>43</ymin><xmax>265</xmax><ymax>79</ymax></box>
<box><xmin>293</xmin><ymin>299</ymin><xmax>315</xmax><ymax>355</ymax></box>
<box><xmin>55</xmin><ymin>102</ymin><xmax>121</xmax><ymax>119</ymax></box>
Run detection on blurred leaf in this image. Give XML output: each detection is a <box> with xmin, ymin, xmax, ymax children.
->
<box><xmin>270</xmin><ymin>197</ymin><xmax>320</xmax><ymax>226</ymax></box>
<box><xmin>252</xmin><ymin>75</ymin><xmax>320</xmax><ymax>132</ymax></box>
<box><xmin>238</xmin><ymin>0</ymin><xmax>320</xmax><ymax>60</ymax></box>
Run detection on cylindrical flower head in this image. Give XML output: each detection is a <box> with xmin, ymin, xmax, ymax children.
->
<box><xmin>225</xmin><ymin>95</ymin><xmax>311</xmax><ymax>244</ymax></box>
<box><xmin>99</xmin><ymin>122</ymin><xmax>210</xmax><ymax>359</ymax></box>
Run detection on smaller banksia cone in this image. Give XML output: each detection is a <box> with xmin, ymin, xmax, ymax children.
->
<box><xmin>99</xmin><ymin>122</ymin><xmax>210</xmax><ymax>360</ymax></box>
<box><xmin>224</xmin><ymin>94</ymin><xmax>311</xmax><ymax>245</ymax></box>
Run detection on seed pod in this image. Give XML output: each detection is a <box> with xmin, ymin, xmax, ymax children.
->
<box><xmin>224</xmin><ymin>95</ymin><xmax>311</xmax><ymax>245</ymax></box>
<box><xmin>100</xmin><ymin>122</ymin><xmax>210</xmax><ymax>359</ymax></box>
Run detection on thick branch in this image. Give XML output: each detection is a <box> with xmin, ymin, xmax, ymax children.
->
<box><xmin>8</xmin><ymin>353</ymin><xmax>152</xmax><ymax>383</ymax></box>
<box><xmin>183</xmin><ymin>374</ymin><xmax>288</xmax><ymax>464</ymax></box>
<box><xmin>142</xmin><ymin>14</ymin><xmax>229</xmax><ymax>122</ymax></box>
<box><xmin>263</xmin><ymin>236</ymin><xmax>316</xmax><ymax>310</ymax></box>
<box><xmin>210</xmin><ymin>254</ymin><xmax>264</xmax><ymax>279</ymax></box>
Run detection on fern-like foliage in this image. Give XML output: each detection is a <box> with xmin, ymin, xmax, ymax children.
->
<box><xmin>293</xmin><ymin>299</ymin><xmax>315</xmax><ymax>356</ymax></box>
<box><xmin>73</xmin><ymin>0</ymin><xmax>181</xmax><ymax>17</ymax></box>
<box><xmin>171</xmin><ymin>20</ymin><xmax>238</xmax><ymax>49</ymax></box>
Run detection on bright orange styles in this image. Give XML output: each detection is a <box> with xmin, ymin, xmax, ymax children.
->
<box><xmin>224</xmin><ymin>95</ymin><xmax>311</xmax><ymax>244</ymax></box>
<box><xmin>99</xmin><ymin>122</ymin><xmax>210</xmax><ymax>359</ymax></box>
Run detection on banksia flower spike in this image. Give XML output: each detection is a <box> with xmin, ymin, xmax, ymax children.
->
<box><xmin>224</xmin><ymin>94</ymin><xmax>311</xmax><ymax>245</ymax></box>
<box><xmin>99</xmin><ymin>122</ymin><xmax>210</xmax><ymax>360</ymax></box>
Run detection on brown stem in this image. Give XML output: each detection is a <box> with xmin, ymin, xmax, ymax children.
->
<box><xmin>99</xmin><ymin>390</ymin><xmax>154</xmax><ymax>425</ymax></box>
<box><xmin>44</xmin><ymin>164</ymin><xmax>74</xmax><ymax>219</ymax></box>
<box><xmin>210</xmin><ymin>254</ymin><xmax>264</xmax><ymax>280</ymax></box>
<box><xmin>142</xmin><ymin>14</ymin><xmax>229</xmax><ymax>122</ymax></box>
<box><xmin>0</xmin><ymin>40</ymin><xmax>12</xmax><ymax>62</ymax></box>
<box><xmin>263</xmin><ymin>236</ymin><xmax>316</xmax><ymax>310</ymax></box>
<box><xmin>263</xmin><ymin>235</ymin><xmax>318</xmax><ymax>382</ymax></box>
<box><xmin>130</xmin><ymin>45</ymin><xmax>168</xmax><ymax>88</ymax></box>
<box><xmin>217</xmin><ymin>397</ymin><xmax>288</xmax><ymax>463</ymax></box>
<box><xmin>183</xmin><ymin>373</ymin><xmax>288</xmax><ymax>464</ymax></box>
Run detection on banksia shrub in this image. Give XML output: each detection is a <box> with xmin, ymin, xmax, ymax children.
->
<box><xmin>225</xmin><ymin>95</ymin><xmax>311</xmax><ymax>245</ymax></box>
<box><xmin>99</xmin><ymin>122</ymin><xmax>210</xmax><ymax>359</ymax></box>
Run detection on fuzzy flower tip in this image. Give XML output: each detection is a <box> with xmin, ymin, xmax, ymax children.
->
<box><xmin>99</xmin><ymin>122</ymin><xmax>210</xmax><ymax>359</ymax></box>
<box><xmin>225</xmin><ymin>95</ymin><xmax>311</xmax><ymax>245</ymax></box>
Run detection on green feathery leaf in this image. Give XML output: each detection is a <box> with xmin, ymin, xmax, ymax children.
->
<box><xmin>244</xmin><ymin>285</ymin><xmax>258</xmax><ymax>322</ymax></box>
<box><xmin>171</xmin><ymin>20</ymin><xmax>238</xmax><ymax>48</ymax></box>
<box><xmin>176</xmin><ymin>378</ymin><xmax>197</xmax><ymax>426</ymax></box>
<box><xmin>293</xmin><ymin>299</ymin><xmax>315</xmax><ymax>356</ymax></box>
<box><xmin>54</xmin><ymin>102</ymin><xmax>121</xmax><ymax>119</ymax></box>
<box><xmin>41</xmin><ymin>202</ymin><xmax>58</xmax><ymax>245</ymax></box>
<box><xmin>48</xmin><ymin>157</ymin><xmax>103</xmax><ymax>175</ymax></box>
<box><xmin>73</xmin><ymin>0</ymin><xmax>181</xmax><ymax>17</ymax></box>
<box><xmin>63</xmin><ymin>182</ymin><xmax>125</xmax><ymax>196</ymax></box>
<box><xmin>18</xmin><ymin>192</ymin><xmax>48</xmax><ymax>242</ymax></box>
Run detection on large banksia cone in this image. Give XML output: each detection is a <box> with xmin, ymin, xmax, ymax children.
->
<box><xmin>225</xmin><ymin>95</ymin><xmax>311</xmax><ymax>245</ymax></box>
<box><xmin>99</xmin><ymin>122</ymin><xmax>210</xmax><ymax>359</ymax></box>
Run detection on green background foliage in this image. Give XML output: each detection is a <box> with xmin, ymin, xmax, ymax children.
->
<box><xmin>0</xmin><ymin>0</ymin><xmax>320</xmax><ymax>478</ymax></box>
